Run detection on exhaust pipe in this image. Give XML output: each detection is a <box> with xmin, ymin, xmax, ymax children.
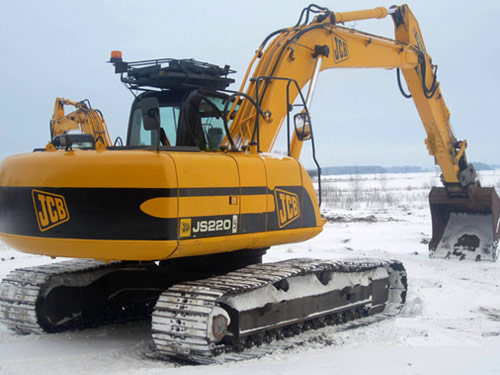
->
<box><xmin>429</xmin><ymin>186</ymin><xmax>500</xmax><ymax>261</ymax></box>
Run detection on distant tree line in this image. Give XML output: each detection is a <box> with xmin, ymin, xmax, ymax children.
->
<box><xmin>308</xmin><ymin>162</ymin><xmax>499</xmax><ymax>177</ymax></box>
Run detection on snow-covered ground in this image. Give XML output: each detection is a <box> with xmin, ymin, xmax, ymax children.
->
<box><xmin>1</xmin><ymin>171</ymin><xmax>500</xmax><ymax>375</ymax></box>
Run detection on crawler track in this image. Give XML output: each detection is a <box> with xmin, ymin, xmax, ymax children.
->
<box><xmin>0</xmin><ymin>249</ymin><xmax>268</xmax><ymax>335</ymax></box>
<box><xmin>1</xmin><ymin>256</ymin><xmax>407</xmax><ymax>365</ymax></box>
<box><xmin>151</xmin><ymin>258</ymin><xmax>407</xmax><ymax>363</ymax></box>
<box><xmin>0</xmin><ymin>260</ymin><xmax>162</xmax><ymax>333</ymax></box>
<box><xmin>150</xmin><ymin>310</ymin><xmax>394</xmax><ymax>364</ymax></box>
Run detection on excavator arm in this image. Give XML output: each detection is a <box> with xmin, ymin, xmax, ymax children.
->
<box><xmin>227</xmin><ymin>4</ymin><xmax>500</xmax><ymax>261</ymax></box>
<box><xmin>50</xmin><ymin>98</ymin><xmax>112</xmax><ymax>147</ymax></box>
<box><xmin>389</xmin><ymin>6</ymin><xmax>500</xmax><ymax>261</ymax></box>
<box><xmin>392</xmin><ymin>5</ymin><xmax>475</xmax><ymax>189</ymax></box>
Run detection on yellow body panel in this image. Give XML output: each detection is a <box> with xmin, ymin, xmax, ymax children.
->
<box><xmin>170</xmin><ymin>152</ymin><xmax>239</xmax><ymax>189</ymax></box>
<box><xmin>0</xmin><ymin>149</ymin><xmax>178</xmax><ymax>188</ymax></box>
<box><xmin>0</xmin><ymin>233</ymin><xmax>178</xmax><ymax>261</ymax></box>
<box><xmin>0</xmin><ymin>148</ymin><xmax>323</xmax><ymax>261</ymax></box>
<box><xmin>140</xmin><ymin>197</ymin><xmax>178</xmax><ymax>218</ymax></box>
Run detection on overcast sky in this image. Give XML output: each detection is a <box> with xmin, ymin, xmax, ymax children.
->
<box><xmin>1</xmin><ymin>0</ymin><xmax>498</xmax><ymax>169</ymax></box>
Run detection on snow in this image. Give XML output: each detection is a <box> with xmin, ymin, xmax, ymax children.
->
<box><xmin>1</xmin><ymin>170</ymin><xmax>500</xmax><ymax>375</ymax></box>
<box><xmin>223</xmin><ymin>267</ymin><xmax>388</xmax><ymax>312</ymax></box>
<box><xmin>259</xmin><ymin>153</ymin><xmax>288</xmax><ymax>160</ymax></box>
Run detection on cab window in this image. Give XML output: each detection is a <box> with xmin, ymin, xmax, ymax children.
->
<box><xmin>129</xmin><ymin>105</ymin><xmax>180</xmax><ymax>146</ymax></box>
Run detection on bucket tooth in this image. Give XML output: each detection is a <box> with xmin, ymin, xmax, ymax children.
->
<box><xmin>429</xmin><ymin>186</ymin><xmax>500</xmax><ymax>261</ymax></box>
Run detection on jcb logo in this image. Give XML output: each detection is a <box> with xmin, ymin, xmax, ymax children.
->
<box><xmin>32</xmin><ymin>190</ymin><xmax>69</xmax><ymax>232</ymax></box>
<box><xmin>179</xmin><ymin>218</ymin><xmax>192</xmax><ymax>238</ymax></box>
<box><xmin>275</xmin><ymin>189</ymin><xmax>300</xmax><ymax>228</ymax></box>
<box><xmin>333</xmin><ymin>34</ymin><xmax>349</xmax><ymax>63</ymax></box>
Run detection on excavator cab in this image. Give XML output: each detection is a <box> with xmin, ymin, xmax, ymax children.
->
<box><xmin>127</xmin><ymin>89</ymin><xmax>232</xmax><ymax>151</ymax></box>
<box><xmin>429</xmin><ymin>186</ymin><xmax>500</xmax><ymax>261</ymax></box>
<box><xmin>113</xmin><ymin>56</ymin><xmax>236</xmax><ymax>152</ymax></box>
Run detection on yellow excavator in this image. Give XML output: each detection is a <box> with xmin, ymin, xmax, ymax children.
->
<box><xmin>49</xmin><ymin>97</ymin><xmax>112</xmax><ymax>149</ymax></box>
<box><xmin>0</xmin><ymin>4</ymin><xmax>498</xmax><ymax>363</ymax></box>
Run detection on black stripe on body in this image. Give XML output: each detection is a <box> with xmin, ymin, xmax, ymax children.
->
<box><xmin>0</xmin><ymin>186</ymin><xmax>317</xmax><ymax>241</ymax></box>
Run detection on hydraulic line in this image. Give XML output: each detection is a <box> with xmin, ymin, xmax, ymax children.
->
<box><xmin>396</xmin><ymin>68</ymin><xmax>412</xmax><ymax>98</ymax></box>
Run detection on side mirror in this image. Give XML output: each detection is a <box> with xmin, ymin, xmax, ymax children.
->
<box><xmin>141</xmin><ymin>98</ymin><xmax>161</xmax><ymax>131</ymax></box>
<box><xmin>294</xmin><ymin>112</ymin><xmax>312</xmax><ymax>141</ymax></box>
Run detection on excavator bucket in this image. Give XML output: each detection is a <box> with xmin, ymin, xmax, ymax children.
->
<box><xmin>429</xmin><ymin>186</ymin><xmax>500</xmax><ymax>261</ymax></box>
